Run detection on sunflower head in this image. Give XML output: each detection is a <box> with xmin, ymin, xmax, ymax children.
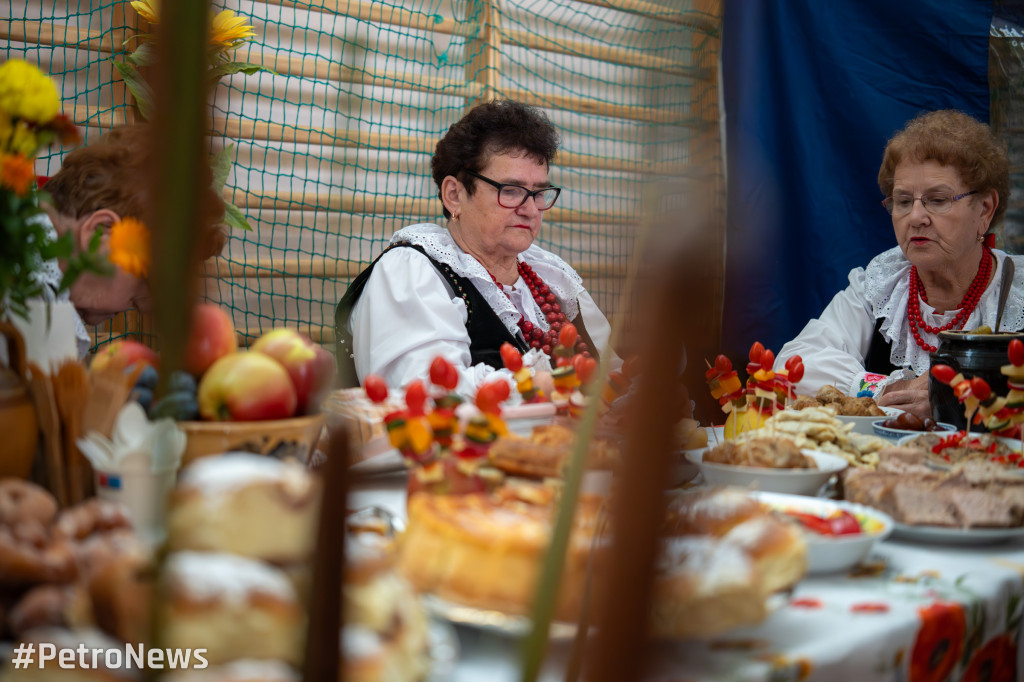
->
<box><xmin>130</xmin><ymin>0</ymin><xmax>159</xmax><ymax>25</ymax></box>
<box><xmin>210</xmin><ymin>10</ymin><xmax>257</xmax><ymax>55</ymax></box>
<box><xmin>109</xmin><ymin>216</ymin><xmax>152</xmax><ymax>278</ymax></box>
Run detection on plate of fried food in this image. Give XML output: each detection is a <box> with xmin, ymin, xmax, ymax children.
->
<box><xmin>686</xmin><ymin>436</ymin><xmax>848</xmax><ymax>495</ymax></box>
<box><xmin>792</xmin><ymin>385</ymin><xmax>901</xmax><ymax>434</ymax></box>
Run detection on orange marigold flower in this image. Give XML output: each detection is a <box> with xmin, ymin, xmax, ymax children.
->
<box><xmin>1</xmin><ymin>153</ymin><xmax>34</xmax><ymax>195</ymax></box>
<box><xmin>109</xmin><ymin>216</ymin><xmax>151</xmax><ymax>278</ymax></box>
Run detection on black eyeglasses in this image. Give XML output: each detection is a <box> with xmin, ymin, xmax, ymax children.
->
<box><xmin>464</xmin><ymin>169</ymin><xmax>561</xmax><ymax>210</ymax></box>
<box><xmin>881</xmin><ymin>190</ymin><xmax>977</xmax><ymax>216</ymax></box>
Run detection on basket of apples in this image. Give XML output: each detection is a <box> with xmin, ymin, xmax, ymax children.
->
<box><xmin>123</xmin><ymin>304</ymin><xmax>333</xmax><ymax>465</ymax></box>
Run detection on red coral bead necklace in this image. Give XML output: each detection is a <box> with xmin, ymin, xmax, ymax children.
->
<box><xmin>488</xmin><ymin>261</ymin><xmax>589</xmax><ymax>358</ymax></box>
<box><xmin>908</xmin><ymin>247</ymin><xmax>993</xmax><ymax>353</ymax></box>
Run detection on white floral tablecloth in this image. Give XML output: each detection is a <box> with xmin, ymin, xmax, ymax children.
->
<box><xmin>351</xmin><ymin>477</ymin><xmax>1024</xmax><ymax>682</ymax></box>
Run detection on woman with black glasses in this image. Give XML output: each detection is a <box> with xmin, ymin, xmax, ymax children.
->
<box><xmin>335</xmin><ymin>99</ymin><xmax>616</xmax><ymax>396</ymax></box>
<box><xmin>776</xmin><ymin>110</ymin><xmax>1017</xmax><ymax>419</ymax></box>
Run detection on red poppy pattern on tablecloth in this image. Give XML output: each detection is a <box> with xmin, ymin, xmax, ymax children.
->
<box><xmin>909</xmin><ymin>601</ymin><xmax>966</xmax><ymax>682</ymax></box>
<box><xmin>960</xmin><ymin>634</ymin><xmax>1017</xmax><ymax>682</ymax></box>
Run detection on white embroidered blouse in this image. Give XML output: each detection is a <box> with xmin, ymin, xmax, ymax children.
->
<box><xmin>775</xmin><ymin>246</ymin><xmax>1024</xmax><ymax>397</ymax></box>
<box><xmin>348</xmin><ymin>223</ymin><xmax>618</xmax><ymax>398</ymax></box>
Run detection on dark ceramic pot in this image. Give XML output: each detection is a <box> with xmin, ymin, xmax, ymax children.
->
<box><xmin>929</xmin><ymin>330</ymin><xmax>1024</xmax><ymax>431</ymax></box>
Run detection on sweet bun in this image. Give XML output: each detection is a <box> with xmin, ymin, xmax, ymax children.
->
<box><xmin>0</xmin><ymin>481</ymin><xmax>76</xmax><ymax>586</ymax></box>
<box><xmin>719</xmin><ymin>515</ymin><xmax>807</xmax><ymax>595</ymax></box>
<box><xmin>344</xmin><ymin>532</ymin><xmax>429</xmax><ymax>682</ymax></box>
<box><xmin>8</xmin><ymin>583</ymin><xmax>93</xmax><ymax>637</ymax></box>
<box><xmin>166</xmin><ymin>455</ymin><xmax>319</xmax><ymax>564</ymax></box>
<box><xmin>87</xmin><ymin>551</ymin><xmax>152</xmax><ymax>644</ymax></box>
<box><xmin>161</xmin><ymin>551</ymin><xmax>304</xmax><ymax>665</ymax></box>
<box><xmin>662</xmin><ymin>487</ymin><xmax>765</xmax><ymax>536</ymax></box>
<box><xmin>0</xmin><ymin>480</ymin><xmax>58</xmax><ymax>527</ymax></box>
<box><xmin>53</xmin><ymin>500</ymin><xmax>133</xmax><ymax>543</ymax></box>
<box><xmin>650</xmin><ymin>537</ymin><xmax>766</xmax><ymax>638</ymax></box>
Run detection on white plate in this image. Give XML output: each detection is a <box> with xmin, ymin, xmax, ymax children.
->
<box><xmin>351</xmin><ymin>448</ymin><xmax>407</xmax><ymax>476</ymax></box>
<box><xmin>891</xmin><ymin>523</ymin><xmax>1024</xmax><ymax>545</ymax></box>
<box><xmin>896</xmin><ymin>432</ymin><xmax>1024</xmax><ymax>457</ymax></box>
<box><xmin>836</xmin><ymin>407</ymin><xmax>903</xmax><ymax>435</ymax></box>
<box><xmin>871</xmin><ymin>419</ymin><xmax>957</xmax><ymax>440</ymax></box>
<box><xmin>751</xmin><ymin>491</ymin><xmax>893</xmax><ymax>573</ymax></box>
<box><xmin>425</xmin><ymin>618</ymin><xmax>460</xmax><ymax>680</ymax></box>
<box><xmin>421</xmin><ymin>593</ymin><xmax>578</xmax><ymax>639</ymax></box>
<box><xmin>685</xmin><ymin>448</ymin><xmax>847</xmax><ymax>496</ymax></box>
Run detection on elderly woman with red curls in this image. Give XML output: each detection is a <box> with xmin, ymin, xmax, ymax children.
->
<box><xmin>776</xmin><ymin>110</ymin><xmax>1018</xmax><ymax>419</ymax></box>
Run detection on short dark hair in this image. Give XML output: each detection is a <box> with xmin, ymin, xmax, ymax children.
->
<box><xmin>431</xmin><ymin>100</ymin><xmax>560</xmax><ymax>219</ymax></box>
<box><xmin>878</xmin><ymin>110</ymin><xmax>1010</xmax><ymax>229</ymax></box>
<box><xmin>46</xmin><ymin>124</ymin><xmax>228</xmax><ymax>260</ymax></box>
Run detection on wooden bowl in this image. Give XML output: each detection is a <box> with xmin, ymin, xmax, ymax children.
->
<box><xmin>178</xmin><ymin>413</ymin><xmax>326</xmax><ymax>465</ymax></box>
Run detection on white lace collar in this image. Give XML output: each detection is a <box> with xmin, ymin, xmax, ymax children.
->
<box><xmin>862</xmin><ymin>246</ymin><xmax>1024</xmax><ymax>375</ymax></box>
<box><xmin>390</xmin><ymin>223</ymin><xmax>586</xmax><ymax>337</ymax></box>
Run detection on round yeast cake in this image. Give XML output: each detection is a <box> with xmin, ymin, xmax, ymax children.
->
<box><xmin>398</xmin><ymin>482</ymin><xmax>605</xmax><ymax>622</ymax></box>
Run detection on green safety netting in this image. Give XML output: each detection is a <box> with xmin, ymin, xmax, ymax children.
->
<box><xmin>3</xmin><ymin>0</ymin><xmax>722</xmax><ymax>350</ymax></box>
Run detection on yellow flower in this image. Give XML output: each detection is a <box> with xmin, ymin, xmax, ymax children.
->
<box><xmin>0</xmin><ymin>60</ymin><xmax>60</xmax><ymax>124</ymax></box>
<box><xmin>0</xmin><ymin>153</ymin><xmax>34</xmax><ymax>195</ymax></box>
<box><xmin>109</xmin><ymin>216</ymin><xmax>151</xmax><ymax>278</ymax></box>
<box><xmin>209</xmin><ymin>10</ymin><xmax>256</xmax><ymax>52</ymax></box>
<box><xmin>9</xmin><ymin>121</ymin><xmax>39</xmax><ymax>157</ymax></box>
<box><xmin>130</xmin><ymin>0</ymin><xmax>158</xmax><ymax>25</ymax></box>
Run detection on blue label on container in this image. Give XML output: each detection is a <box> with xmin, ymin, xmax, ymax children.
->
<box><xmin>98</xmin><ymin>472</ymin><xmax>121</xmax><ymax>490</ymax></box>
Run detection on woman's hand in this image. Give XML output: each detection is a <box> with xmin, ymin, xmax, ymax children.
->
<box><xmin>875</xmin><ymin>373</ymin><xmax>931</xmax><ymax>420</ymax></box>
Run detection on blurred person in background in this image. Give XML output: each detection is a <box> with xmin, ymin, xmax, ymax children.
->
<box><xmin>39</xmin><ymin>124</ymin><xmax>226</xmax><ymax>359</ymax></box>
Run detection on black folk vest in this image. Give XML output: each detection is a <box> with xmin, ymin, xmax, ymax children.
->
<box><xmin>333</xmin><ymin>242</ymin><xmax>599</xmax><ymax>388</ymax></box>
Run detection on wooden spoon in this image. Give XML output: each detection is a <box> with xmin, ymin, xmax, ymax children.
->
<box><xmin>53</xmin><ymin>360</ymin><xmax>90</xmax><ymax>504</ymax></box>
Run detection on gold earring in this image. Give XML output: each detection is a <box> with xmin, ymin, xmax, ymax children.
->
<box><xmin>977</xmin><ymin>234</ymin><xmax>984</xmax><ymax>242</ymax></box>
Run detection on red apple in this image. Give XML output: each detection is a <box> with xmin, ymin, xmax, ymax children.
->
<box><xmin>184</xmin><ymin>303</ymin><xmax>238</xmax><ymax>377</ymax></box>
<box><xmin>251</xmin><ymin>328</ymin><xmax>336</xmax><ymax>414</ymax></box>
<box><xmin>91</xmin><ymin>340</ymin><xmax>159</xmax><ymax>373</ymax></box>
<box><xmin>197</xmin><ymin>352</ymin><xmax>297</xmax><ymax>421</ymax></box>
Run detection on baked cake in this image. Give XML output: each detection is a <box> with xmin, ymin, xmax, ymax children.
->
<box><xmin>398</xmin><ymin>483</ymin><xmax>806</xmax><ymax>638</ymax></box>
<box><xmin>166</xmin><ymin>455</ymin><xmax>319</xmax><ymax>563</ymax></box>
<box><xmin>161</xmin><ymin>551</ymin><xmax>304</xmax><ymax>665</ymax></box>
<box><xmin>398</xmin><ymin>481</ymin><xmax>605</xmax><ymax>622</ymax></box>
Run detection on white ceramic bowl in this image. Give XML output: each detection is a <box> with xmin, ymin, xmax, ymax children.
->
<box><xmin>685</xmin><ymin>448</ymin><xmax>848</xmax><ymax>496</ymax></box>
<box><xmin>751</xmin><ymin>491</ymin><xmax>893</xmax><ymax>573</ymax></box>
<box><xmin>871</xmin><ymin>419</ymin><xmax>957</xmax><ymax>440</ymax></box>
<box><xmin>836</xmin><ymin>406</ymin><xmax>903</xmax><ymax>435</ymax></box>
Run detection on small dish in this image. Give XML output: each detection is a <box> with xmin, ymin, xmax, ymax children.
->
<box><xmin>871</xmin><ymin>420</ymin><xmax>957</xmax><ymax>440</ymax></box>
<box><xmin>751</xmin><ymin>491</ymin><xmax>893</xmax><ymax>573</ymax></box>
<box><xmin>684</xmin><ymin>448</ymin><xmax>847</xmax><ymax>496</ymax></box>
<box><xmin>836</xmin><ymin>407</ymin><xmax>902</xmax><ymax>435</ymax></box>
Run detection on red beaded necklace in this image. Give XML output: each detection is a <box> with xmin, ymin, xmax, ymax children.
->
<box><xmin>908</xmin><ymin>248</ymin><xmax>993</xmax><ymax>353</ymax></box>
<box><xmin>489</xmin><ymin>261</ymin><xmax>590</xmax><ymax>358</ymax></box>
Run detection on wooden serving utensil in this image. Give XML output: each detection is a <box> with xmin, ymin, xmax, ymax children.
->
<box><xmin>52</xmin><ymin>359</ymin><xmax>90</xmax><ymax>504</ymax></box>
<box><xmin>25</xmin><ymin>362</ymin><xmax>67</xmax><ymax>507</ymax></box>
<box><xmin>82</xmin><ymin>360</ymin><xmax>146</xmax><ymax>441</ymax></box>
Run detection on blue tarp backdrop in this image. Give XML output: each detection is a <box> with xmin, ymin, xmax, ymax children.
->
<box><xmin>720</xmin><ymin>0</ymin><xmax>993</xmax><ymax>361</ymax></box>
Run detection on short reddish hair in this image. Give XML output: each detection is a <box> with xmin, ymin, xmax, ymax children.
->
<box><xmin>878</xmin><ymin>110</ymin><xmax>1010</xmax><ymax>228</ymax></box>
<box><xmin>45</xmin><ymin>124</ymin><xmax>228</xmax><ymax>260</ymax></box>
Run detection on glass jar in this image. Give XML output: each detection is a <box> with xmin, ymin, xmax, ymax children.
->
<box><xmin>930</xmin><ymin>330</ymin><xmax>1024</xmax><ymax>431</ymax></box>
